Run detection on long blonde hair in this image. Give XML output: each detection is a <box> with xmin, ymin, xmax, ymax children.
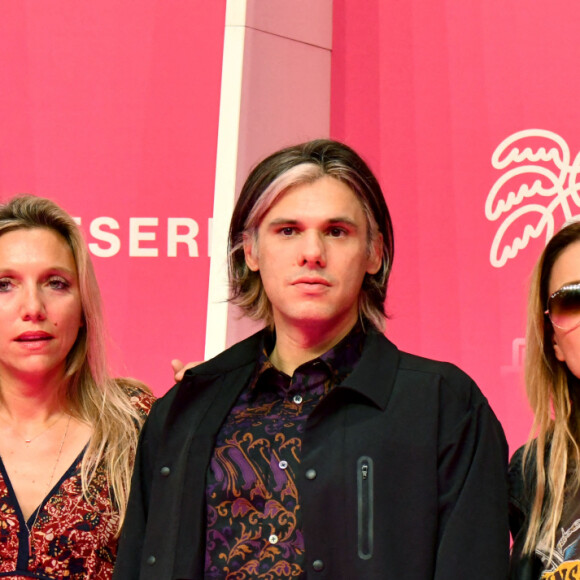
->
<box><xmin>0</xmin><ymin>195</ymin><xmax>151</xmax><ymax>532</ymax></box>
<box><xmin>523</xmin><ymin>221</ymin><xmax>580</xmax><ymax>555</ymax></box>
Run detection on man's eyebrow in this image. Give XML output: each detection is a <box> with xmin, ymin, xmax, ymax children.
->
<box><xmin>266</xmin><ymin>218</ymin><xmax>299</xmax><ymax>226</ymax></box>
<box><xmin>327</xmin><ymin>217</ymin><xmax>358</xmax><ymax>227</ymax></box>
<box><xmin>265</xmin><ymin>217</ymin><xmax>359</xmax><ymax>227</ymax></box>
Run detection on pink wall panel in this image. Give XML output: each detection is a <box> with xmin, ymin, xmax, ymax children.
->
<box><xmin>3</xmin><ymin>0</ymin><xmax>576</xmax><ymax>453</ymax></box>
<box><xmin>245</xmin><ymin>0</ymin><xmax>332</xmax><ymax>49</ymax></box>
<box><xmin>0</xmin><ymin>1</ymin><xmax>226</xmax><ymax>394</ymax></box>
<box><xmin>224</xmin><ymin>10</ymin><xmax>331</xmax><ymax>349</ymax></box>
<box><xmin>236</xmin><ymin>28</ymin><xmax>331</xmax><ymax>200</ymax></box>
<box><xmin>331</xmin><ymin>0</ymin><xmax>580</xmax><ymax>452</ymax></box>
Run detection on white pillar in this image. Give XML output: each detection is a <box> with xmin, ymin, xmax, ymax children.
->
<box><xmin>205</xmin><ymin>0</ymin><xmax>332</xmax><ymax>359</ymax></box>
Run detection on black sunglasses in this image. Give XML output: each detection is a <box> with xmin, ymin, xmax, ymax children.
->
<box><xmin>545</xmin><ymin>282</ymin><xmax>580</xmax><ymax>331</ymax></box>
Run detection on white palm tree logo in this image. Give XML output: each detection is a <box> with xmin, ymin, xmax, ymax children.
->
<box><xmin>485</xmin><ymin>129</ymin><xmax>580</xmax><ymax>267</ymax></box>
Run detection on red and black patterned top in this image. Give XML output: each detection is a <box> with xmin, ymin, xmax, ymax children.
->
<box><xmin>0</xmin><ymin>387</ymin><xmax>154</xmax><ymax>580</ymax></box>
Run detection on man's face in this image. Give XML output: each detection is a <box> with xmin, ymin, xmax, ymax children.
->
<box><xmin>243</xmin><ymin>175</ymin><xmax>382</xmax><ymax>339</ymax></box>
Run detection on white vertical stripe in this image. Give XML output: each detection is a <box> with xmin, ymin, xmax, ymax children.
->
<box><xmin>204</xmin><ymin>0</ymin><xmax>247</xmax><ymax>360</ymax></box>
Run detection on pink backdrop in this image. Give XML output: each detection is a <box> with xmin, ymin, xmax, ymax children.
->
<box><xmin>332</xmin><ymin>0</ymin><xmax>580</xmax><ymax>451</ymax></box>
<box><xmin>2</xmin><ymin>2</ymin><xmax>579</xmax><ymax>452</ymax></box>
<box><xmin>0</xmin><ymin>2</ymin><xmax>225</xmax><ymax>392</ymax></box>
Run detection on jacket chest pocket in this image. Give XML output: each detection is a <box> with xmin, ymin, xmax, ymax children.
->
<box><xmin>357</xmin><ymin>455</ymin><xmax>374</xmax><ymax>560</ymax></box>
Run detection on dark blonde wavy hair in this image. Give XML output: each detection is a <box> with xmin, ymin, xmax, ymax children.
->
<box><xmin>228</xmin><ymin>139</ymin><xmax>394</xmax><ymax>330</ymax></box>
<box><xmin>0</xmin><ymin>194</ymin><xmax>150</xmax><ymax>533</ymax></box>
<box><xmin>523</xmin><ymin>221</ymin><xmax>580</xmax><ymax>556</ymax></box>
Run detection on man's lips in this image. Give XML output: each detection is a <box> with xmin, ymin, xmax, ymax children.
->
<box><xmin>15</xmin><ymin>331</ymin><xmax>54</xmax><ymax>342</ymax></box>
<box><xmin>291</xmin><ymin>278</ymin><xmax>332</xmax><ymax>295</ymax></box>
<box><xmin>291</xmin><ymin>277</ymin><xmax>331</xmax><ymax>286</ymax></box>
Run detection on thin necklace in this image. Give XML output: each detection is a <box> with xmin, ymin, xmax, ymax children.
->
<box><xmin>21</xmin><ymin>414</ymin><xmax>64</xmax><ymax>444</ymax></box>
<box><xmin>25</xmin><ymin>414</ymin><xmax>71</xmax><ymax>554</ymax></box>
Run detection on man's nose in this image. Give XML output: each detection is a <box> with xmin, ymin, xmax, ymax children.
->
<box><xmin>299</xmin><ymin>231</ymin><xmax>326</xmax><ymax>267</ymax></box>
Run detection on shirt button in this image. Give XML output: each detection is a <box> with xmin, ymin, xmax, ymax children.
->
<box><xmin>293</xmin><ymin>394</ymin><xmax>303</xmax><ymax>405</ymax></box>
<box><xmin>269</xmin><ymin>534</ymin><xmax>279</xmax><ymax>544</ymax></box>
<box><xmin>279</xmin><ymin>460</ymin><xmax>288</xmax><ymax>470</ymax></box>
<box><xmin>160</xmin><ymin>466</ymin><xmax>170</xmax><ymax>477</ymax></box>
<box><xmin>313</xmin><ymin>559</ymin><xmax>324</xmax><ymax>571</ymax></box>
<box><xmin>305</xmin><ymin>468</ymin><xmax>317</xmax><ymax>480</ymax></box>
<box><xmin>146</xmin><ymin>555</ymin><xmax>156</xmax><ymax>566</ymax></box>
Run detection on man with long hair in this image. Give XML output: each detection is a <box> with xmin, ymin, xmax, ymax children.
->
<box><xmin>115</xmin><ymin>139</ymin><xmax>509</xmax><ymax>579</ymax></box>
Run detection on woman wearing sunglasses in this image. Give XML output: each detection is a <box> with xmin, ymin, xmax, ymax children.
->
<box><xmin>0</xmin><ymin>195</ymin><xmax>154</xmax><ymax>579</ymax></box>
<box><xmin>510</xmin><ymin>221</ymin><xmax>580</xmax><ymax>578</ymax></box>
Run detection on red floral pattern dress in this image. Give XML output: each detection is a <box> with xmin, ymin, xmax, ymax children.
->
<box><xmin>0</xmin><ymin>388</ymin><xmax>154</xmax><ymax>579</ymax></box>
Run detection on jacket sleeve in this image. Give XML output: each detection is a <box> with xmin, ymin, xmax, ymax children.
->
<box><xmin>113</xmin><ymin>400</ymin><xmax>162</xmax><ymax>580</ymax></box>
<box><xmin>508</xmin><ymin>445</ymin><xmax>542</xmax><ymax>580</ymax></box>
<box><xmin>508</xmin><ymin>445</ymin><xmax>529</xmax><ymax>539</ymax></box>
<box><xmin>435</xmin><ymin>384</ymin><xmax>510</xmax><ymax>580</ymax></box>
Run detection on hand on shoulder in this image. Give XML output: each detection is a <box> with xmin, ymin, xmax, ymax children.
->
<box><xmin>171</xmin><ymin>359</ymin><xmax>202</xmax><ymax>382</ymax></box>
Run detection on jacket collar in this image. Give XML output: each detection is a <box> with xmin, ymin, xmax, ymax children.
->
<box><xmin>185</xmin><ymin>326</ymin><xmax>401</xmax><ymax>412</ymax></box>
<box><xmin>339</xmin><ymin>328</ymin><xmax>400</xmax><ymax>411</ymax></box>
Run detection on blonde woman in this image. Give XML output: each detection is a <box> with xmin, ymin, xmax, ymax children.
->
<box><xmin>0</xmin><ymin>195</ymin><xmax>154</xmax><ymax>579</ymax></box>
<box><xmin>510</xmin><ymin>221</ymin><xmax>580</xmax><ymax>578</ymax></box>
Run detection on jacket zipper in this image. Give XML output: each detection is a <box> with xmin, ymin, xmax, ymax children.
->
<box><xmin>357</xmin><ymin>456</ymin><xmax>373</xmax><ymax>560</ymax></box>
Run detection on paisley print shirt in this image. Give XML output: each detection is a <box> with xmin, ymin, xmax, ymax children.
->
<box><xmin>0</xmin><ymin>387</ymin><xmax>154</xmax><ymax>580</ymax></box>
<box><xmin>204</xmin><ymin>324</ymin><xmax>364</xmax><ymax>579</ymax></box>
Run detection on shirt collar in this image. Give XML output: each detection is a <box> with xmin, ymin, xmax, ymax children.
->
<box><xmin>250</xmin><ymin>321</ymin><xmax>366</xmax><ymax>391</ymax></box>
